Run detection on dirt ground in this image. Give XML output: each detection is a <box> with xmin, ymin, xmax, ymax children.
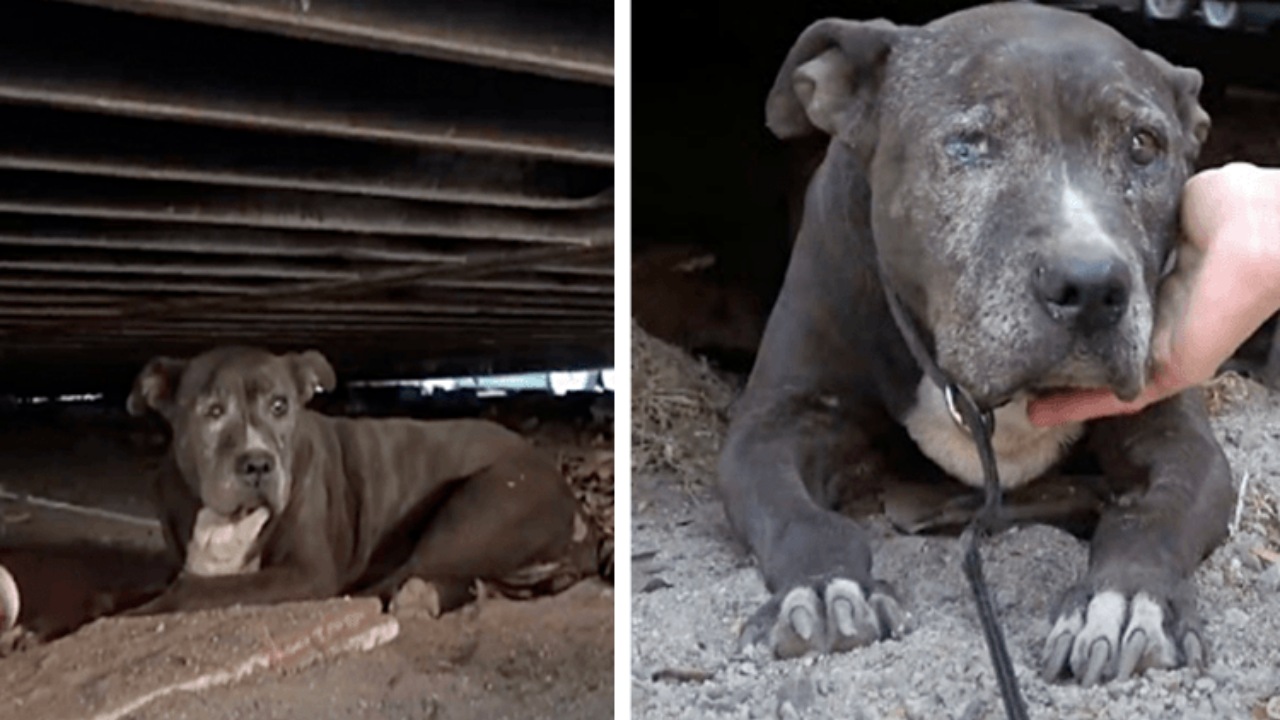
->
<box><xmin>0</xmin><ymin>577</ymin><xmax>612</xmax><ymax>720</ymax></box>
<box><xmin>124</xmin><ymin>583</ymin><xmax>614</xmax><ymax>720</ymax></box>
<box><xmin>0</xmin><ymin>398</ymin><xmax>614</xmax><ymax>720</ymax></box>
<box><xmin>630</xmin><ymin>316</ymin><xmax>1280</xmax><ymax>720</ymax></box>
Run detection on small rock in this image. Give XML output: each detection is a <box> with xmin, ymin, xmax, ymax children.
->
<box><xmin>643</xmin><ymin>578</ymin><xmax>674</xmax><ymax>593</ymax></box>
<box><xmin>390</xmin><ymin>577</ymin><xmax>442</xmax><ymax>618</ymax></box>
<box><xmin>1239</xmin><ymin>550</ymin><xmax>1263</xmax><ymax>572</ymax></box>
<box><xmin>958</xmin><ymin>699</ymin><xmax>986</xmax><ymax>720</ymax></box>
<box><xmin>776</xmin><ymin>674</ymin><xmax>816</xmax><ymax>717</ymax></box>
<box><xmin>1266</xmin><ymin>695</ymin><xmax>1280</xmax><ymax>720</ymax></box>
<box><xmin>1258</xmin><ymin>563</ymin><xmax>1280</xmax><ymax>593</ymax></box>
<box><xmin>1223</xmin><ymin>608</ymin><xmax>1249</xmax><ymax>627</ymax></box>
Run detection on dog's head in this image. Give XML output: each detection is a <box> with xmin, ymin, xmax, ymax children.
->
<box><xmin>768</xmin><ymin>4</ymin><xmax>1209</xmax><ymax>407</ymax></box>
<box><xmin>128</xmin><ymin>346</ymin><xmax>336</xmax><ymax>518</ymax></box>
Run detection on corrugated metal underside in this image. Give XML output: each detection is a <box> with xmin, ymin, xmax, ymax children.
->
<box><xmin>0</xmin><ymin>0</ymin><xmax>613</xmax><ymax>395</ymax></box>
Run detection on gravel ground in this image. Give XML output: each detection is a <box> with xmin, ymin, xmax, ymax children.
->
<box><xmin>631</xmin><ymin>359</ymin><xmax>1280</xmax><ymax>719</ymax></box>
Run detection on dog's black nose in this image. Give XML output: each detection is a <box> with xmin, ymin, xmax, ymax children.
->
<box><xmin>1034</xmin><ymin>255</ymin><xmax>1131</xmax><ymax>332</ymax></box>
<box><xmin>237</xmin><ymin>451</ymin><xmax>274</xmax><ymax>487</ymax></box>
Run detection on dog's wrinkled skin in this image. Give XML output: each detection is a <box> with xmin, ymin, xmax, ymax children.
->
<box><xmin>719</xmin><ymin>4</ymin><xmax>1235</xmax><ymax>686</ymax></box>
<box><xmin>125</xmin><ymin>346</ymin><xmax>603</xmax><ymax>615</ymax></box>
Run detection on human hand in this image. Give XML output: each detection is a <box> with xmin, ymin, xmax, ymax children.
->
<box><xmin>1029</xmin><ymin>162</ymin><xmax>1280</xmax><ymax>426</ymax></box>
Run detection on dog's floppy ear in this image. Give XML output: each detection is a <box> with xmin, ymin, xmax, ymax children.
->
<box><xmin>127</xmin><ymin>356</ymin><xmax>188</xmax><ymax>418</ymax></box>
<box><xmin>1143</xmin><ymin>50</ymin><xmax>1211</xmax><ymax>164</ymax></box>
<box><xmin>289</xmin><ymin>350</ymin><xmax>336</xmax><ymax>403</ymax></box>
<box><xmin>766</xmin><ymin>18</ymin><xmax>908</xmax><ymax>148</ymax></box>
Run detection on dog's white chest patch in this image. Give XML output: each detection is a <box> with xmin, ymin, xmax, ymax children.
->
<box><xmin>185</xmin><ymin>507</ymin><xmax>270</xmax><ymax>577</ymax></box>
<box><xmin>901</xmin><ymin>379</ymin><xmax>1084</xmax><ymax>489</ymax></box>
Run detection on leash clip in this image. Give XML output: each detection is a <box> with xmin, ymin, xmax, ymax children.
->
<box><xmin>944</xmin><ymin>383</ymin><xmax>995</xmax><ymax>437</ymax></box>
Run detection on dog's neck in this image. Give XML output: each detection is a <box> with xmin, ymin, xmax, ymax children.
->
<box><xmin>185</xmin><ymin>507</ymin><xmax>270</xmax><ymax>577</ymax></box>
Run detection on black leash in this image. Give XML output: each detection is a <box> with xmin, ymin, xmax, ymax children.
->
<box><xmin>882</xmin><ymin>286</ymin><xmax>1031</xmax><ymax>720</ymax></box>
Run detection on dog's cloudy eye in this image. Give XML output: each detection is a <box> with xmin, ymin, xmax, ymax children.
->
<box><xmin>271</xmin><ymin>397</ymin><xmax>289</xmax><ymax>417</ymax></box>
<box><xmin>207</xmin><ymin>404</ymin><xmax>225</xmax><ymax>420</ymax></box>
<box><xmin>944</xmin><ymin>132</ymin><xmax>989</xmax><ymax>166</ymax></box>
<box><xmin>1130</xmin><ymin>129</ymin><xmax>1162</xmax><ymax>165</ymax></box>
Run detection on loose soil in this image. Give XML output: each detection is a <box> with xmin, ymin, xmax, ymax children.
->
<box><xmin>630</xmin><ymin>322</ymin><xmax>1280</xmax><ymax>720</ymax></box>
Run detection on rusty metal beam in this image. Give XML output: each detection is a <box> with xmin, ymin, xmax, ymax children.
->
<box><xmin>0</xmin><ymin>337</ymin><xmax>616</xmax><ymax>396</ymax></box>
<box><xmin>1</xmin><ymin>327</ymin><xmax>615</xmax><ymax>347</ymax></box>
<box><xmin>0</xmin><ymin>241</ymin><xmax>612</xmax><ymax>337</ymax></box>
<box><xmin>0</xmin><ymin>0</ymin><xmax>614</xmax><ymax>383</ymax></box>
<box><xmin>0</xmin><ymin>2</ymin><xmax>612</xmax><ymax>164</ymax></box>
<box><xmin>428</xmin><ymin>278</ymin><xmax>613</xmax><ymax>295</ymax></box>
<box><xmin>1</xmin><ymin>320</ymin><xmax>614</xmax><ymax>335</ymax></box>
<box><xmin>0</xmin><ymin>304</ymin><xmax>613</xmax><ymax>321</ymax></box>
<box><xmin>0</xmin><ymin>249</ymin><xmax>610</xmax><ymax>284</ymax></box>
<box><xmin>0</xmin><ymin>291</ymin><xmax>613</xmax><ymax>310</ymax></box>
<box><xmin>0</xmin><ymin>216</ymin><xmax>614</xmax><ymax>266</ymax></box>
<box><xmin>0</xmin><ymin>173</ymin><xmax>611</xmax><ymax>243</ymax></box>
<box><xmin>7</xmin><ymin>326</ymin><xmax>611</xmax><ymax>345</ymax></box>
<box><xmin>55</xmin><ymin>0</ymin><xmax>613</xmax><ymax>85</ymax></box>
<box><xmin>0</xmin><ymin>274</ymin><xmax>614</xmax><ymax>297</ymax></box>
<box><xmin>0</xmin><ymin>107</ymin><xmax>610</xmax><ymax>209</ymax></box>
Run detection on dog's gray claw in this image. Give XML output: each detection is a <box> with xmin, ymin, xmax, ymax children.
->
<box><xmin>1045</xmin><ymin>589</ymin><xmax>1193</xmax><ymax>685</ymax></box>
<box><xmin>742</xmin><ymin>577</ymin><xmax>907</xmax><ymax>660</ymax></box>
<box><xmin>830</xmin><ymin>596</ymin><xmax>856</xmax><ymax>637</ymax></box>
<box><xmin>789</xmin><ymin>603</ymin><xmax>816</xmax><ymax>642</ymax></box>
<box><xmin>869</xmin><ymin>582</ymin><xmax>909</xmax><ymax>639</ymax></box>
<box><xmin>1080</xmin><ymin>638</ymin><xmax>1111</xmax><ymax>686</ymax></box>
<box><xmin>774</xmin><ymin>586</ymin><xmax>821</xmax><ymax>659</ymax></box>
<box><xmin>1041</xmin><ymin>621</ymin><xmax>1078</xmax><ymax>681</ymax></box>
<box><xmin>823</xmin><ymin>578</ymin><xmax>885</xmax><ymax>652</ymax></box>
<box><xmin>1115</xmin><ymin>628</ymin><xmax>1147</xmax><ymax>681</ymax></box>
<box><xmin>1182</xmin><ymin>630</ymin><xmax>1206</xmax><ymax>670</ymax></box>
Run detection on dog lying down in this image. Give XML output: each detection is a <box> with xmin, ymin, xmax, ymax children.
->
<box><xmin>119</xmin><ymin>345</ymin><xmax>607</xmax><ymax>617</ymax></box>
<box><xmin>717</xmin><ymin>2</ymin><xmax>1236</xmax><ymax>687</ymax></box>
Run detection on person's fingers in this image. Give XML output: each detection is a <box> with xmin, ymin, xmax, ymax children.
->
<box><xmin>1028</xmin><ymin>349</ymin><xmax>1194</xmax><ymax>426</ymax></box>
<box><xmin>1180</xmin><ymin>162</ymin><xmax>1269</xmax><ymax>255</ymax></box>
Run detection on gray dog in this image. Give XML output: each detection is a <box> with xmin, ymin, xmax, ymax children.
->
<box><xmin>125</xmin><ymin>346</ymin><xmax>603</xmax><ymax>615</ymax></box>
<box><xmin>718</xmin><ymin>3</ymin><xmax>1235</xmax><ymax>686</ymax></box>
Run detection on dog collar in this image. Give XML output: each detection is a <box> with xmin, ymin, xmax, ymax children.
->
<box><xmin>878</xmin><ymin>281</ymin><xmax>996</xmax><ymax>435</ymax></box>
<box><xmin>880</xmin><ymin>279</ymin><xmax>1029</xmax><ymax>720</ymax></box>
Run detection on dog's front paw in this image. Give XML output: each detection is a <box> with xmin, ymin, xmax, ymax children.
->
<box><xmin>739</xmin><ymin>576</ymin><xmax>908</xmax><ymax>659</ymax></box>
<box><xmin>1042</xmin><ymin>586</ymin><xmax>1207</xmax><ymax>685</ymax></box>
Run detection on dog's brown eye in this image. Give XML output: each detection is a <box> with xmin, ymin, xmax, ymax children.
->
<box><xmin>1130</xmin><ymin>129</ymin><xmax>1161</xmax><ymax>165</ymax></box>
<box><xmin>271</xmin><ymin>397</ymin><xmax>289</xmax><ymax>417</ymax></box>
<box><xmin>207</xmin><ymin>404</ymin><xmax>225</xmax><ymax>420</ymax></box>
